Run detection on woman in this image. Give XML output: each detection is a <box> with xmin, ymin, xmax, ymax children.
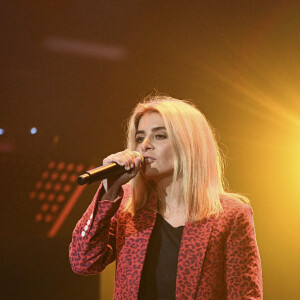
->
<box><xmin>69</xmin><ymin>95</ymin><xmax>263</xmax><ymax>299</ymax></box>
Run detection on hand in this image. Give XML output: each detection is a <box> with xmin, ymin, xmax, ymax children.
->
<box><xmin>102</xmin><ymin>149</ymin><xmax>143</xmax><ymax>193</ymax></box>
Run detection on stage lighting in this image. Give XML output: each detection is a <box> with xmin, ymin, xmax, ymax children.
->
<box><xmin>31</xmin><ymin>127</ymin><xmax>37</xmax><ymax>134</ymax></box>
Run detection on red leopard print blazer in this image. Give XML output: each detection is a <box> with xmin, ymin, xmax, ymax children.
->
<box><xmin>69</xmin><ymin>183</ymin><xmax>263</xmax><ymax>299</ymax></box>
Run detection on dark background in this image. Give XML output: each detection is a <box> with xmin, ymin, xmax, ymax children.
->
<box><xmin>1</xmin><ymin>1</ymin><xmax>300</xmax><ymax>299</ymax></box>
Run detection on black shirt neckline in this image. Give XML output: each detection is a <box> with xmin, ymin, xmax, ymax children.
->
<box><xmin>138</xmin><ymin>212</ymin><xmax>185</xmax><ymax>300</ymax></box>
<box><xmin>156</xmin><ymin>213</ymin><xmax>185</xmax><ymax>229</ymax></box>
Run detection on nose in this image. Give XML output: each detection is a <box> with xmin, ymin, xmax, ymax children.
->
<box><xmin>141</xmin><ymin>137</ymin><xmax>153</xmax><ymax>152</ymax></box>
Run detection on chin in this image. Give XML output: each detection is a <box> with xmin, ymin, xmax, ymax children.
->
<box><xmin>141</xmin><ymin>169</ymin><xmax>159</xmax><ymax>180</ymax></box>
<box><xmin>141</xmin><ymin>168</ymin><xmax>173</xmax><ymax>183</ymax></box>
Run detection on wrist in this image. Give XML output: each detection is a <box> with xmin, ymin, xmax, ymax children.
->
<box><xmin>100</xmin><ymin>183</ymin><xmax>122</xmax><ymax>201</ymax></box>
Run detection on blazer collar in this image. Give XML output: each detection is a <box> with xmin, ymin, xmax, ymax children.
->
<box><xmin>176</xmin><ymin>216</ymin><xmax>214</xmax><ymax>299</ymax></box>
<box><xmin>130</xmin><ymin>193</ymin><xmax>214</xmax><ymax>300</ymax></box>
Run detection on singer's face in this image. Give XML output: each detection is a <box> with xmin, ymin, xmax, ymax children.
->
<box><xmin>135</xmin><ymin>112</ymin><xmax>174</xmax><ymax>183</ymax></box>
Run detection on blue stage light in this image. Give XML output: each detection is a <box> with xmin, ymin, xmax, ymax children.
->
<box><xmin>31</xmin><ymin>127</ymin><xmax>38</xmax><ymax>134</ymax></box>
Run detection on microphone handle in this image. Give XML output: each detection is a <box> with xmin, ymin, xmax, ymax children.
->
<box><xmin>77</xmin><ymin>163</ymin><xmax>126</xmax><ymax>185</ymax></box>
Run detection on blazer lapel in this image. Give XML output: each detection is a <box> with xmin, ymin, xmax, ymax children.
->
<box><xmin>122</xmin><ymin>193</ymin><xmax>158</xmax><ymax>299</ymax></box>
<box><xmin>176</xmin><ymin>217</ymin><xmax>214</xmax><ymax>299</ymax></box>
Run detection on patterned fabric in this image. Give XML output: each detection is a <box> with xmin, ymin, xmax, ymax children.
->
<box><xmin>69</xmin><ymin>184</ymin><xmax>263</xmax><ymax>299</ymax></box>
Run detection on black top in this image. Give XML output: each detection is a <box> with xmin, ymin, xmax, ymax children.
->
<box><xmin>138</xmin><ymin>213</ymin><xmax>185</xmax><ymax>300</ymax></box>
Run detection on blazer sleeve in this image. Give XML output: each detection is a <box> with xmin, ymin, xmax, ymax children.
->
<box><xmin>69</xmin><ymin>182</ymin><xmax>125</xmax><ymax>275</ymax></box>
<box><xmin>225</xmin><ymin>204</ymin><xmax>263</xmax><ymax>299</ymax></box>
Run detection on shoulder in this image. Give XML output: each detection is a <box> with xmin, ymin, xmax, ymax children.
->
<box><xmin>219</xmin><ymin>195</ymin><xmax>253</xmax><ymax>225</ymax></box>
<box><xmin>220</xmin><ymin>194</ymin><xmax>252</xmax><ymax>214</ymax></box>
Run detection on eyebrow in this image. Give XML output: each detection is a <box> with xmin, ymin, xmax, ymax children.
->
<box><xmin>135</xmin><ymin>126</ymin><xmax>166</xmax><ymax>136</ymax></box>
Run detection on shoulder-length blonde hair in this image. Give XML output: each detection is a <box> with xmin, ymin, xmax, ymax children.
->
<box><xmin>125</xmin><ymin>94</ymin><xmax>250</xmax><ymax>222</ymax></box>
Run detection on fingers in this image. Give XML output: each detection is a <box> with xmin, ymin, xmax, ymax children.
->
<box><xmin>134</xmin><ymin>156</ymin><xmax>143</xmax><ymax>169</ymax></box>
<box><xmin>102</xmin><ymin>150</ymin><xmax>142</xmax><ymax>189</ymax></box>
<box><xmin>122</xmin><ymin>150</ymin><xmax>136</xmax><ymax>170</ymax></box>
<box><xmin>103</xmin><ymin>154</ymin><xmax>124</xmax><ymax>167</ymax></box>
<box><xmin>103</xmin><ymin>150</ymin><xmax>142</xmax><ymax>171</ymax></box>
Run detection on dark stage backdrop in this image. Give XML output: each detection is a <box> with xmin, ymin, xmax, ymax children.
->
<box><xmin>0</xmin><ymin>150</ymin><xmax>101</xmax><ymax>299</ymax></box>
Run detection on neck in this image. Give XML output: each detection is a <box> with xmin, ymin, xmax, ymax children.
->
<box><xmin>154</xmin><ymin>176</ymin><xmax>184</xmax><ymax>212</ymax></box>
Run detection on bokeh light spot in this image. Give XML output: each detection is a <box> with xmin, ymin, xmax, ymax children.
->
<box><xmin>45</xmin><ymin>182</ymin><xmax>52</xmax><ymax>190</ymax></box>
<box><xmin>45</xmin><ymin>214</ymin><xmax>53</xmax><ymax>223</ymax></box>
<box><xmin>38</xmin><ymin>192</ymin><xmax>46</xmax><ymax>201</ymax></box>
<box><xmin>48</xmin><ymin>161</ymin><xmax>55</xmax><ymax>169</ymax></box>
<box><xmin>69</xmin><ymin>174</ymin><xmax>77</xmax><ymax>183</ymax></box>
<box><xmin>67</xmin><ymin>163</ymin><xmax>75</xmax><ymax>171</ymax></box>
<box><xmin>51</xmin><ymin>172</ymin><xmax>59</xmax><ymax>181</ymax></box>
<box><xmin>76</xmin><ymin>164</ymin><xmax>84</xmax><ymax>173</ymax></box>
<box><xmin>54</xmin><ymin>183</ymin><xmax>62</xmax><ymax>191</ymax></box>
<box><xmin>35</xmin><ymin>213</ymin><xmax>43</xmax><ymax>222</ymax></box>
<box><xmin>35</xmin><ymin>181</ymin><xmax>43</xmax><ymax>189</ymax></box>
<box><xmin>63</xmin><ymin>184</ymin><xmax>71</xmax><ymax>193</ymax></box>
<box><xmin>48</xmin><ymin>193</ymin><xmax>55</xmax><ymax>202</ymax></box>
<box><xmin>29</xmin><ymin>191</ymin><xmax>37</xmax><ymax>200</ymax></box>
<box><xmin>42</xmin><ymin>171</ymin><xmax>49</xmax><ymax>179</ymax></box>
<box><xmin>51</xmin><ymin>204</ymin><xmax>59</xmax><ymax>213</ymax></box>
<box><xmin>58</xmin><ymin>162</ymin><xmax>65</xmax><ymax>170</ymax></box>
<box><xmin>41</xmin><ymin>203</ymin><xmax>49</xmax><ymax>212</ymax></box>
<box><xmin>57</xmin><ymin>194</ymin><xmax>65</xmax><ymax>202</ymax></box>
<box><xmin>60</xmin><ymin>173</ymin><xmax>68</xmax><ymax>182</ymax></box>
<box><xmin>30</xmin><ymin>127</ymin><xmax>37</xmax><ymax>134</ymax></box>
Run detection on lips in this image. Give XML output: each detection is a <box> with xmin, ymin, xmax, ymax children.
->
<box><xmin>144</xmin><ymin>157</ymin><xmax>155</xmax><ymax>163</ymax></box>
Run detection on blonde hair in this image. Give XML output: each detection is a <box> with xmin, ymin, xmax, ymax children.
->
<box><xmin>125</xmin><ymin>94</ymin><xmax>250</xmax><ymax>222</ymax></box>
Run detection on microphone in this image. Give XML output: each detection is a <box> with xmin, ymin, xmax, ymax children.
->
<box><xmin>77</xmin><ymin>151</ymin><xmax>144</xmax><ymax>185</ymax></box>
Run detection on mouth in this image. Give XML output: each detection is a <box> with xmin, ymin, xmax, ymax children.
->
<box><xmin>144</xmin><ymin>157</ymin><xmax>155</xmax><ymax>164</ymax></box>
